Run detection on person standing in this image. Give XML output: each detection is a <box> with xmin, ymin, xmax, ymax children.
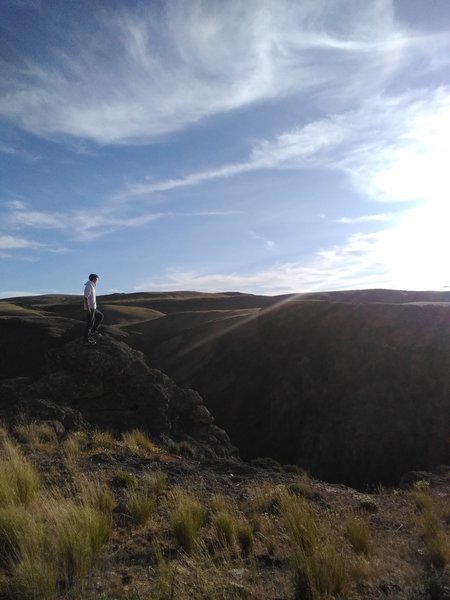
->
<box><xmin>83</xmin><ymin>273</ymin><xmax>104</xmax><ymax>345</ymax></box>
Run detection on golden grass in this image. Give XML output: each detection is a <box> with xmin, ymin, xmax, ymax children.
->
<box><xmin>0</xmin><ymin>441</ymin><xmax>40</xmax><ymax>507</ymax></box>
<box><xmin>409</xmin><ymin>484</ymin><xmax>449</xmax><ymax>569</ymax></box>
<box><xmin>122</xmin><ymin>429</ymin><xmax>161</xmax><ymax>455</ymax></box>
<box><xmin>14</xmin><ymin>422</ymin><xmax>57</xmax><ymax>448</ymax></box>
<box><xmin>125</xmin><ymin>486</ymin><xmax>156</xmax><ymax>526</ymax></box>
<box><xmin>345</xmin><ymin>514</ymin><xmax>373</xmax><ymax>556</ymax></box>
<box><xmin>0</xmin><ymin>424</ymin><xmax>446</xmax><ymax>599</ymax></box>
<box><xmin>170</xmin><ymin>490</ymin><xmax>207</xmax><ymax>554</ymax></box>
<box><xmin>91</xmin><ymin>429</ymin><xmax>116</xmax><ymax>449</ymax></box>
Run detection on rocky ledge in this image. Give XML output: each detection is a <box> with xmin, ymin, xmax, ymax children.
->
<box><xmin>0</xmin><ymin>335</ymin><xmax>236</xmax><ymax>458</ymax></box>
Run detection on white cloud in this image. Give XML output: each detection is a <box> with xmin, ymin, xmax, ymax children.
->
<box><xmin>120</xmin><ymin>86</ymin><xmax>450</xmax><ymax>208</ymax></box>
<box><xmin>137</xmin><ymin>199</ymin><xmax>450</xmax><ymax>294</ymax></box>
<box><xmin>337</xmin><ymin>214</ymin><xmax>390</xmax><ymax>224</ymax></box>
<box><xmin>0</xmin><ymin>0</ymin><xmax>438</xmax><ymax>145</ymax></box>
<box><xmin>0</xmin><ymin>235</ymin><xmax>39</xmax><ymax>249</ymax></box>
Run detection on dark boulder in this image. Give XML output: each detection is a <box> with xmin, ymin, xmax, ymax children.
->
<box><xmin>0</xmin><ymin>336</ymin><xmax>236</xmax><ymax>458</ymax></box>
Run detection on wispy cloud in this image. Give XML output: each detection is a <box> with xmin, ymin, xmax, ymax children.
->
<box><xmin>120</xmin><ymin>86</ymin><xmax>450</xmax><ymax>207</ymax></box>
<box><xmin>1</xmin><ymin>200</ymin><xmax>239</xmax><ymax>242</ymax></box>
<box><xmin>0</xmin><ymin>235</ymin><xmax>40</xmax><ymax>249</ymax></box>
<box><xmin>1</xmin><ymin>0</ymin><xmax>443</xmax><ymax>145</ymax></box>
<box><xmin>337</xmin><ymin>214</ymin><xmax>390</xmax><ymax>224</ymax></box>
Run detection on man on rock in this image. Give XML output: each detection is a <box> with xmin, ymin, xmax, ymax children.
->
<box><xmin>83</xmin><ymin>273</ymin><xmax>104</xmax><ymax>345</ymax></box>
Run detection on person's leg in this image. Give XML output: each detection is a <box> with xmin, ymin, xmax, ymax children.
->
<box><xmin>91</xmin><ymin>309</ymin><xmax>104</xmax><ymax>334</ymax></box>
<box><xmin>84</xmin><ymin>309</ymin><xmax>96</xmax><ymax>342</ymax></box>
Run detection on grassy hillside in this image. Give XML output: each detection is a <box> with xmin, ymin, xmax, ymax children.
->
<box><xmin>0</xmin><ymin>423</ymin><xmax>448</xmax><ymax>600</ymax></box>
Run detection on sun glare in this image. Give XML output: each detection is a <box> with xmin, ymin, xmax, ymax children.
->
<box><xmin>370</xmin><ymin>101</ymin><xmax>450</xmax><ymax>289</ymax></box>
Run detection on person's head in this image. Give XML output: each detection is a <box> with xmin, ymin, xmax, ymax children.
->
<box><xmin>88</xmin><ymin>273</ymin><xmax>99</xmax><ymax>284</ymax></box>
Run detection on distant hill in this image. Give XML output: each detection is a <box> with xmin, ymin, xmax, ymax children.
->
<box><xmin>1</xmin><ymin>289</ymin><xmax>449</xmax><ymax>487</ymax></box>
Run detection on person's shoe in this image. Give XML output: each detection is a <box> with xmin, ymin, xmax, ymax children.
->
<box><xmin>84</xmin><ymin>338</ymin><xmax>96</xmax><ymax>345</ymax></box>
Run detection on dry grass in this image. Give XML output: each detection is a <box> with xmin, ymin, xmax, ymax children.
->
<box><xmin>170</xmin><ymin>490</ymin><xmax>207</xmax><ymax>554</ymax></box>
<box><xmin>409</xmin><ymin>483</ymin><xmax>450</xmax><ymax>569</ymax></box>
<box><xmin>345</xmin><ymin>514</ymin><xmax>373</xmax><ymax>556</ymax></box>
<box><xmin>0</xmin><ymin>425</ymin><xmax>447</xmax><ymax>599</ymax></box>
<box><xmin>125</xmin><ymin>486</ymin><xmax>156</xmax><ymax>526</ymax></box>
<box><xmin>14</xmin><ymin>422</ymin><xmax>57</xmax><ymax>448</ymax></box>
<box><xmin>122</xmin><ymin>429</ymin><xmax>161</xmax><ymax>456</ymax></box>
<box><xmin>91</xmin><ymin>429</ymin><xmax>116</xmax><ymax>449</ymax></box>
<box><xmin>0</xmin><ymin>440</ymin><xmax>40</xmax><ymax>507</ymax></box>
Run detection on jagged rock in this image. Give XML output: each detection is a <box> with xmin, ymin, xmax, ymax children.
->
<box><xmin>0</xmin><ymin>335</ymin><xmax>235</xmax><ymax>458</ymax></box>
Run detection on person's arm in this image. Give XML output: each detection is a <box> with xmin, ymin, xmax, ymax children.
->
<box><xmin>84</xmin><ymin>285</ymin><xmax>91</xmax><ymax>311</ymax></box>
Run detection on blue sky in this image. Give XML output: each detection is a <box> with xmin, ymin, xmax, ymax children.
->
<box><xmin>1</xmin><ymin>0</ymin><xmax>450</xmax><ymax>298</ymax></box>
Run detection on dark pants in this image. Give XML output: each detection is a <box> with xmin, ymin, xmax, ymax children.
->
<box><xmin>84</xmin><ymin>308</ymin><xmax>104</xmax><ymax>341</ymax></box>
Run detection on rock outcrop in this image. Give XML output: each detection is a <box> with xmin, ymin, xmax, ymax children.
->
<box><xmin>0</xmin><ymin>335</ymin><xmax>235</xmax><ymax>458</ymax></box>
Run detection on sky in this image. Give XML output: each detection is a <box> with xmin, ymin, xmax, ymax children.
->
<box><xmin>1</xmin><ymin>0</ymin><xmax>450</xmax><ymax>298</ymax></box>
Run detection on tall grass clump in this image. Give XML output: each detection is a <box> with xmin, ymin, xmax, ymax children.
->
<box><xmin>122</xmin><ymin>429</ymin><xmax>160</xmax><ymax>455</ymax></box>
<box><xmin>345</xmin><ymin>514</ymin><xmax>372</xmax><ymax>556</ymax></box>
<box><xmin>125</xmin><ymin>485</ymin><xmax>156</xmax><ymax>526</ymax></box>
<box><xmin>171</xmin><ymin>491</ymin><xmax>207</xmax><ymax>554</ymax></box>
<box><xmin>10</xmin><ymin>548</ymin><xmax>58</xmax><ymax>600</ymax></box>
<box><xmin>51</xmin><ymin>499</ymin><xmax>112</xmax><ymax>585</ymax></box>
<box><xmin>91</xmin><ymin>428</ymin><xmax>116</xmax><ymax>449</ymax></box>
<box><xmin>292</xmin><ymin>543</ymin><xmax>350</xmax><ymax>600</ymax></box>
<box><xmin>280</xmin><ymin>491</ymin><xmax>319</xmax><ymax>552</ymax></box>
<box><xmin>14</xmin><ymin>422</ymin><xmax>57</xmax><ymax>448</ymax></box>
<box><xmin>236</xmin><ymin>520</ymin><xmax>254</xmax><ymax>556</ymax></box>
<box><xmin>0</xmin><ymin>441</ymin><xmax>40</xmax><ymax>507</ymax></box>
<box><xmin>147</xmin><ymin>471</ymin><xmax>168</xmax><ymax>495</ymax></box>
<box><xmin>77</xmin><ymin>476</ymin><xmax>116</xmax><ymax>518</ymax></box>
<box><xmin>5</xmin><ymin>494</ymin><xmax>112</xmax><ymax>598</ymax></box>
<box><xmin>212</xmin><ymin>511</ymin><xmax>237</xmax><ymax>549</ymax></box>
<box><xmin>409</xmin><ymin>484</ymin><xmax>449</xmax><ymax>568</ymax></box>
<box><xmin>280</xmin><ymin>491</ymin><xmax>350</xmax><ymax>600</ymax></box>
<box><xmin>0</xmin><ymin>505</ymin><xmax>32</xmax><ymax>565</ymax></box>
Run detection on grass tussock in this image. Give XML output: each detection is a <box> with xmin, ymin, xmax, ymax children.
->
<box><xmin>91</xmin><ymin>429</ymin><xmax>116</xmax><ymax>449</ymax></box>
<box><xmin>170</xmin><ymin>490</ymin><xmax>207</xmax><ymax>554</ymax></box>
<box><xmin>279</xmin><ymin>490</ymin><xmax>350</xmax><ymax>600</ymax></box>
<box><xmin>122</xmin><ymin>429</ymin><xmax>161</xmax><ymax>455</ymax></box>
<box><xmin>125</xmin><ymin>485</ymin><xmax>156</xmax><ymax>526</ymax></box>
<box><xmin>409</xmin><ymin>483</ymin><xmax>449</xmax><ymax>569</ymax></box>
<box><xmin>345</xmin><ymin>514</ymin><xmax>373</xmax><ymax>556</ymax></box>
<box><xmin>113</xmin><ymin>470</ymin><xmax>138</xmax><ymax>490</ymax></box>
<box><xmin>14</xmin><ymin>422</ymin><xmax>57</xmax><ymax>448</ymax></box>
<box><xmin>292</xmin><ymin>542</ymin><xmax>350</xmax><ymax>600</ymax></box>
<box><xmin>0</xmin><ymin>423</ymin><xmax>447</xmax><ymax>599</ymax></box>
<box><xmin>0</xmin><ymin>441</ymin><xmax>40</xmax><ymax>507</ymax></box>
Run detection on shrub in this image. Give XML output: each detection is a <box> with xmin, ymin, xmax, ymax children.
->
<box><xmin>171</xmin><ymin>491</ymin><xmax>207</xmax><ymax>553</ymax></box>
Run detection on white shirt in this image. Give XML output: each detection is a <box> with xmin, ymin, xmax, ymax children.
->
<box><xmin>84</xmin><ymin>281</ymin><xmax>97</xmax><ymax>309</ymax></box>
